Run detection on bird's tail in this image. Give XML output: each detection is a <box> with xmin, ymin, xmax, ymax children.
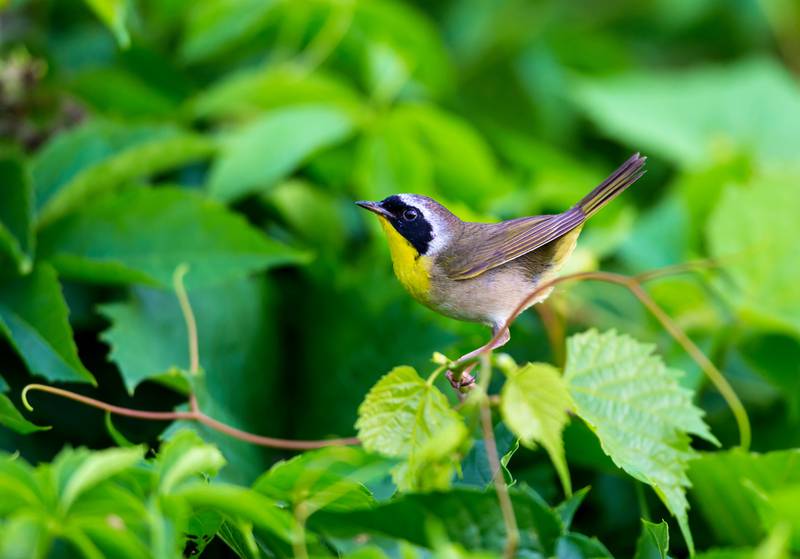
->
<box><xmin>575</xmin><ymin>153</ymin><xmax>646</xmax><ymax>219</ymax></box>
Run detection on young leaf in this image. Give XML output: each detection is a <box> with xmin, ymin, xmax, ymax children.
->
<box><xmin>208</xmin><ymin>105</ymin><xmax>356</xmax><ymax>202</ymax></box>
<box><xmin>38</xmin><ymin>187</ymin><xmax>308</xmax><ymax>289</ymax></box>
<box><xmin>500</xmin><ymin>362</ymin><xmax>573</xmax><ymax>496</ymax></box>
<box><xmin>0</xmin><ymin>264</ymin><xmax>94</xmax><ymax>384</ymax></box>
<box><xmin>707</xmin><ymin>174</ymin><xmax>800</xmax><ymax>337</ymax></box>
<box><xmin>0</xmin><ymin>394</ymin><xmax>49</xmax><ymax>435</ymax></box>
<box><xmin>689</xmin><ymin>449</ymin><xmax>800</xmax><ymax>547</ymax></box>
<box><xmin>634</xmin><ymin>519</ymin><xmax>670</xmax><ymax>559</ymax></box>
<box><xmin>0</xmin><ymin>148</ymin><xmax>35</xmax><ymax>273</ymax></box>
<box><xmin>32</xmin><ymin>120</ymin><xmax>215</xmax><ymax>225</ymax></box>
<box><xmin>82</xmin><ymin>0</ymin><xmax>131</xmax><ymax>47</ymax></box>
<box><xmin>254</xmin><ymin>447</ymin><xmax>391</xmax><ymax>513</ymax></box>
<box><xmin>355</xmin><ymin>366</ymin><xmax>468</xmax><ymax>492</ymax></box>
<box><xmin>156</xmin><ymin>430</ymin><xmax>226</xmax><ymax>494</ymax></box>
<box><xmin>57</xmin><ymin>446</ymin><xmax>145</xmax><ymax>511</ymax></box>
<box><xmin>564</xmin><ymin>329</ymin><xmax>718</xmax><ymax>555</ymax></box>
<box><xmin>173</xmin><ymin>484</ymin><xmax>296</xmax><ymax>545</ymax></box>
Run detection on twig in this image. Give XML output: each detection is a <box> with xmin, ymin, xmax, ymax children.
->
<box><xmin>20</xmin><ymin>265</ymin><xmax>360</xmax><ymax>451</ymax></box>
<box><xmin>483</xmin><ymin>266</ymin><xmax>751</xmax><ymax>450</ymax></box>
<box><xmin>478</xmin><ymin>354</ymin><xmax>519</xmax><ymax>559</ymax></box>
<box><xmin>173</xmin><ymin>265</ymin><xmax>199</xmax><ymax>377</ymax></box>
<box><xmin>21</xmin><ymin>384</ymin><xmax>360</xmax><ymax>450</ymax></box>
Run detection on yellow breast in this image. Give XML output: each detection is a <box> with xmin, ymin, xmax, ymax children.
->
<box><xmin>378</xmin><ymin>217</ymin><xmax>432</xmax><ymax>302</ymax></box>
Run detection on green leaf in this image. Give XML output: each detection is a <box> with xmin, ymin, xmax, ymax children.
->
<box><xmin>634</xmin><ymin>519</ymin><xmax>670</xmax><ymax>559</ymax></box>
<box><xmin>0</xmin><ymin>264</ymin><xmax>94</xmax><ymax>383</ymax></box>
<box><xmin>179</xmin><ymin>0</ymin><xmax>278</xmax><ymax>63</ymax></box>
<box><xmin>393</xmin><ymin>104</ymin><xmax>501</xmax><ymax>207</ymax></box>
<box><xmin>572</xmin><ymin>58</ymin><xmax>800</xmax><ymax>168</ymax></box>
<box><xmin>188</xmin><ymin>64</ymin><xmax>362</xmax><ymax>122</ymax></box>
<box><xmin>208</xmin><ymin>104</ymin><xmax>356</xmax><ymax>202</ymax></box>
<box><xmin>555</xmin><ymin>533</ymin><xmax>614</xmax><ymax>558</ymax></box>
<box><xmin>564</xmin><ymin>329</ymin><xmax>717</xmax><ymax>555</ymax></box>
<box><xmin>707</xmin><ymin>174</ymin><xmax>800</xmax><ymax>336</ymax></box>
<box><xmin>456</xmin><ymin>422</ymin><xmax>517</xmax><ymax>489</ymax></box>
<box><xmin>83</xmin><ymin>0</ymin><xmax>131</xmax><ymax>48</ymax></box>
<box><xmin>355</xmin><ymin>366</ymin><xmax>468</xmax><ymax>492</ymax></box>
<box><xmin>501</xmin><ymin>362</ymin><xmax>574</xmax><ymax>496</ymax></box>
<box><xmin>57</xmin><ymin>446</ymin><xmax>144</xmax><ymax>511</ymax></box>
<box><xmin>0</xmin><ymin>148</ymin><xmax>34</xmax><ymax>273</ymax></box>
<box><xmin>312</xmin><ymin>485</ymin><xmax>564</xmax><ymax>555</ymax></box>
<box><xmin>39</xmin><ymin>187</ymin><xmax>308</xmax><ymax>289</ymax></box>
<box><xmin>0</xmin><ymin>514</ymin><xmax>50</xmax><ymax>559</ymax></box>
<box><xmin>174</xmin><ymin>483</ymin><xmax>295</xmax><ymax>545</ymax></box>
<box><xmin>156</xmin><ymin>430</ymin><xmax>226</xmax><ymax>494</ymax></box>
<box><xmin>689</xmin><ymin>449</ymin><xmax>800</xmax><ymax>547</ymax></box>
<box><xmin>0</xmin><ymin>394</ymin><xmax>49</xmax><ymax>435</ymax></box>
<box><xmin>32</xmin><ymin>120</ymin><xmax>215</xmax><ymax>226</ymax></box>
<box><xmin>254</xmin><ymin>447</ymin><xmax>392</xmax><ymax>513</ymax></box>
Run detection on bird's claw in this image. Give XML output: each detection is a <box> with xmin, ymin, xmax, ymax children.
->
<box><xmin>446</xmin><ymin>370</ymin><xmax>476</xmax><ymax>391</ymax></box>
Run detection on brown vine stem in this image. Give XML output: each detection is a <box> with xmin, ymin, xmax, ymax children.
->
<box><xmin>478</xmin><ymin>353</ymin><xmax>519</xmax><ymax>559</ymax></box>
<box><xmin>21</xmin><ymin>266</ymin><xmax>360</xmax><ymax>451</ymax></box>
<box><xmin>483</xmin><ymin>264</ymin><xmax>751</xmax><ymax>451</ymax></box>
<box><xmin>21</xmin><ymin>383</ymin><xmax>360</xmax><ymax>450</ymax></box>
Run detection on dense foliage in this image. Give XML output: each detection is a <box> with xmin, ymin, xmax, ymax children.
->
<box><xmin>1</xmin><ymin>0</ymin><xmax>800</xmax><ymax>557</ymax></box>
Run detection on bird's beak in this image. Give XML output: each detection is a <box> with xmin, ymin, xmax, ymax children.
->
<box><xmin>355</xmin><ymin>200</ymin><xmax>393</xmax><ymax>219</ymax></box>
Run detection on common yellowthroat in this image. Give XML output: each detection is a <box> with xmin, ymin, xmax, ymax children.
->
<box><xmin>357</xmin><ymin>153</ymin><xmax>646</xmax><ymax>387</ymax></box>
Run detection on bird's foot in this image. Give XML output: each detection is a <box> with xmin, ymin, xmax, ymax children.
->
<box><xmin>446</xmin><ymin>365</ymin><xmax>477</xmax><ymax>392</ymax></box>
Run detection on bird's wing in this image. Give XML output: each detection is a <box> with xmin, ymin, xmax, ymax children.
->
<box><xmin>441</xmin><ymin>209</ymin><xmax>585</xmax><ymax>280</ymax></box>
<box><xmin>441</xmin><ymin>153</ymin><xmax>647</xmax><ymax>280</ymax></box>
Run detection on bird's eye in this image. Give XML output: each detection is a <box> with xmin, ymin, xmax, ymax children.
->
<box><xmin>403</xmin><ymin>209</ymin><xmax>418</xmax><ymax>221</ymax></box>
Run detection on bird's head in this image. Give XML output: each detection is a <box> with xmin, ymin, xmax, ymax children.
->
<box><xmin>356</xmin><ymin>194</ymin><xmax>460</xmax><ymax>257</ymax></box>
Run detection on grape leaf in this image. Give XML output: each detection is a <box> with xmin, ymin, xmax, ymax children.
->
<box><xmin>564</xmin><ymin>329</ymin><xmax>718</xmax><ymax>555</ymax></box>
<box><xmin>500</xmin><ymin>362</ymin><xmax>573</xmax><ymax>496</ymax></box>
<box><xmin>39</xmin><ymin>187</ymin><xmax>308</xmax><ymax>289</ymax></box>
<box><xmin>207</xmin><ymin>105</ymin><xmax>355</xmax><ymax>202</ymax></box>
<box><xmin>0</xmin><ymin>149</ymin><xmax>34</xmax><ymax>273</ymax></box>
<box><xmin>707</xmin><ymin>174</ymin><xmax>800</xmax><ymax>337</ymax></box>
<box><xmin>355</xmin><ymin>366</ymin><xmax>468</xmax><ymax>491</ymax></box>
<box><xmin>0</xmin><ymin>264</ymin><xmax>94</xmax><ymax>384</ymax></box>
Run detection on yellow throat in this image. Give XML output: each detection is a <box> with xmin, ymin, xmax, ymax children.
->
<box><xmin>378</xmin><ymin>217</ymin><xmax>432</xmax><ymax>302</ymax></box>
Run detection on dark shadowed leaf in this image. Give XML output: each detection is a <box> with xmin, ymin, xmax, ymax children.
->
<box><xmin>0</xmin><ymin>149</ymin><xmax>34</xmax><ymax>273</ymax></box>
<box><xmin>312</xmin><ymin>485</ymin><xmax>564</xmax><ymax>555</ymax></box>
<box><xmin>0</xmin><ymin>264</ymin><xmax>94</xmax><ymax>383</ymax></box>
<box><xmin>634</xmin><ymin>519</ymin><xmax>669</xmax><ymax>559</ymax></box>
<box><xmin>39</xmin><ymin>187</ymin><xmax>308</xmax><ymax>289</ymax></box>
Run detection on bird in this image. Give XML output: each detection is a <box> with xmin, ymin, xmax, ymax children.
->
<box><xmin>356</xmin><ymin>153</ymin><xmax>646</xmax><ymax>389</ymax></box>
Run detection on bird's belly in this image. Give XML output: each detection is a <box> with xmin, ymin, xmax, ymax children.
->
<box><xmin>427</xmin><ymin>266</ymin><xmax>546</xmax><ymax>327</ymax></box>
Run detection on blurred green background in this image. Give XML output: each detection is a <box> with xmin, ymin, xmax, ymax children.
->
<box><xmin>2</xmin><ymin>0</ymin><xmax>800</xmax><ymax>556</ymax></box>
